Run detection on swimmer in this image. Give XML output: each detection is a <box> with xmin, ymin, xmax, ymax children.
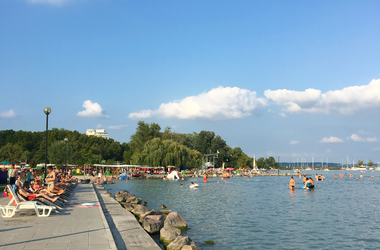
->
<box><xmin>217</xmin><ymin>180</ymin><xmax>220</xmax><ymax>183</ymax></box>
<box><xmin>371</xmin><ymin>176</ymin><xmax>374</xmax><ymax>180</ymax></box>
<box><xmin>289</xmin><ymin>177</ymin><xmax>295</xmax><ymax>189</ymax></box>
<box><xmin>181</xmin><ymin>177</ymin><xmax>185</xmax><ymax>180</ymax></box>
<box><xmin>143</xmin><ymin>201</ymin><xmax>147</xmax><ymax>206</ymax></box>
<box><xmin>303</xmin><ymin>175</ymin><xmax>306</xmax><ymax>185</ymax></box>
<box><xmin>203</xmin><ymin>173</ymin><xmax>208</xmax><ymax>182</ymax></box>
<box><xmin>334</xmin><ymin>174</ymin><xmax>337</xmax><ymax>179</ymax></box>
<box><xmin>180</xmin><ymin>184</ymin><xmax>183</xmax><ymax>188</ymax></box>
<box><xmin>162</xmin><ymin>205</ymin><xmax>167</xmax><ymax>210</ymax></box>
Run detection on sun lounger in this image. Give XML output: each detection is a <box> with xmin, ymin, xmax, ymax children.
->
<box><xmin>0</xmin><ymin>185</ymin><xmax>54</xmax><ymax>218</ymax></box>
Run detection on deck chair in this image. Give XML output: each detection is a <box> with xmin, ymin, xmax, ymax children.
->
<box><xmin>0</xmin><ymin>185</ymin><xmax>53</xmax><ymax>218</ymax></box>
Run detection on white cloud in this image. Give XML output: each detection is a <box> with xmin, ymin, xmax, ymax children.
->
<box><xmin>26</xmin><ymin>0</ymin><xmax>75</xmax><ymax>6</ymax></box>
<box><xmin>0</xmin><ymin>109</ymin><xmax>16</xmax><ymax>118</ymax></box>
<box><xmin>107</xmin><ymin>125</ymin><xmax>127</xmax><ymax>130</ymax></box>
<box><xmin>320</xmin><ymin>136</ymin><xmax>343</xmax><ymax>143</ymax></box>
<box><xmin>326</xmin><ymin>148</ymin><xmax>332</xmax><ymax>154</ymax></box>
<box><xmin>265</xmin><ymin>79</ymin><xmax>380</xmax><ymax>114</ymax></box>
<box><xmin>373</xmin><ymin>147</ymin><xmax>380</xmax><ymax>151</ymax></box>
<box><xmin>290</xmin><ymin>140</ymin><xmax>299</xmax><ymax>145</ymax></box>
<box><xmin>96</xmin><ymin>124</ymin><xmax>102</xmax><ymax>129</ymax></box>
<box><xmin>77</xmin><ymin>100</ymin><xmax>109</xmax><ymax>118</ymax></box>
<box><xmin>128</xmin><ymin>110</ymin><xmax>153</xmax><ymax>119</ymax></box>
<box><xmin>128</xmin><ymin>86</ymin><xmax>267</xmax><ymax>120</ymax></box>
<box><xmin>279</xmin><ymin>112</ymin><xmax>286</xmax><ymax>117</ymax></box>
<box><xmin>348</xmin><ymin>133</ymin><xmax>378</xmax><ymax>142</ymax></box>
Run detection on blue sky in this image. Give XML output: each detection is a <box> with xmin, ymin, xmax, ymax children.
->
<box><xmin>1</xmin><ymin>0</ymin><xmax>380</xmax><ymax>164</ymax></box>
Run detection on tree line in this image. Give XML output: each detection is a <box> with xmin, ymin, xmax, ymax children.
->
<box><xmin>0</xmin><ymin>121</ymin><xmax>280</xmax><ymax>169</ymax></box>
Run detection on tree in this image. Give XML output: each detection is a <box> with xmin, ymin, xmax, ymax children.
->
<box><xmin>135</xmin><ymin>138</ymin><xmax>201</xmax><ymax>168</ymax></box>
<box><xmin>357</xmin><ymin>160</ymin><xmax>364</xmax><ymax>166</ymax></box>
<box><xmin>194</xmin><ymin>131</ymin><xmax>215</xmax><ymax>154</ymax></box>
<box><xmin>368</xmin><ymin>160</ymin><xmax>374</xmax><ymax>167</ymax></box>
<box><xmin>0</xmin><ymin>143</ymin><xmax>29</xmax><ymax>162</ymax></box>
<box><xmin>48</xmin><ymin>140</ymin><xmax>76</xmax><ymax>168</ymax></box>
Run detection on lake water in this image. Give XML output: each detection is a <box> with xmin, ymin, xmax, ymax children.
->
<box><xmin>108</xmin><ymin>170</ymin><xmax>380</xmax><ymax>250</ymax></box>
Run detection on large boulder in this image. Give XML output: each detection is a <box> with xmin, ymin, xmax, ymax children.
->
<box><xmin>164</xmin><ymin>212</ymin><xmax>187</xmax><ymax>230</ymax></box>
<box><xmin>161</xmin><ymin>209</ymin><xmax>172</xmax><ymax>215</ymax></box>
<box><xmin>124</xmin><ymin>203</ymin><xmax>134</xmax><ymax>212</ymax></box>
<box><xmin>166</xmin><ymin>236</ymin><xmax>192</xmax><ymax>250</ymax></box>
<box><xmin>142</xmin><ymin>217</ymin><xmax>164</xmax><ymax>234</ymax></box>
<box><xmin>131</xmin><ymin>204</ymin><xmax>149</xmax><ymax>217</ymax></box>
<box><xmin>182</xmin><ymin>242</ymin><xmax>203</xmax><ymax>250</ymax></box>
<box><xmin>160</xmin><ymin>226</ymin><xmax>181</xmax><ymax>245</ymax></box>
<box><xmin>139</xmin><ymin>210</ymin><xmax>165</xmax><ymax>223</ymax></box>
<box><xmin>126</xmin><ymin>196</ymin><xmax>137</xmax><ymax>203</ymax></box>
<box><xmin>130</xmin><ymin>198</ymin><xmax>142</xmax><ymax>204</ymax></box>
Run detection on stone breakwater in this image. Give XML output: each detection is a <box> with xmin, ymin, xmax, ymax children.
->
<box><xmin>114</xmin><ymin>190</ymin><xmax>203</xmax><ymax>250</ymax></box>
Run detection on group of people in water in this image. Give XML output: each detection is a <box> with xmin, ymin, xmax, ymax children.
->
<box><xmin>290</xmin><ymin>171</ymin><xmax>375</xmax><ymax>189</ymax></box>
<box><xmin>289</xmin><ymin>175</ymin><xmax>315</xmax><ymax>190</ymax></box>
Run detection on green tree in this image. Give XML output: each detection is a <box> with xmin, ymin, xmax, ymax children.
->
<box><xmin>48</xmin><ymin>140</ymin><xmax>76</xmax><ymax>168</ymax></box>
<box><xmin>0</xmin><ymin>143</ymin><xmax>29</xmax><ymax>162</ymax></box>
<box><xmin>368</xmin><ymin>160</ymin><xmax>374</xmax><ymax>167</ymax></box>
<box><xmin>357</xmin><ymin>160</ymin><xmax>364</xmax><ymax>166</ymax></box>
<box><xmin>195</xmin><ymin>131</ymin><xmax>215</xmax><ymax>154</ymax></box>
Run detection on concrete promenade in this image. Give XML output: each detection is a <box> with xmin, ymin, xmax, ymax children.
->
<box><xmin>0</xmin><ymin>184</ymin><xmax>116</xmax><ymax>250</ymax></box>
<box><xmin>94</xmin><ymin>185</ymin><xmax>162</xmax><ymax>250</ymax></box>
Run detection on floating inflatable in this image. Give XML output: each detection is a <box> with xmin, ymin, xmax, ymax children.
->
<box><xmin>119</xmin><ymin>173</ymin><xmax>129</xmax><ymax>180</ymax></box>
<box><xmin>190</xmin><ymin>184</ymin><xmax>199</xmax><ymax>188</ymax></box>
<box><xmin>167</xmin><ymin>171</ymin><xmax>180</xmax><ymax>180</ymax></box>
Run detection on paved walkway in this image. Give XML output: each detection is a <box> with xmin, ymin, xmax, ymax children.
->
<box><xmin>0</xmin><ymin>184</ymin><xmax>116</xmax><ymax>250</ymax></box>
<box><xmin>94</xmin><ymin>185</ymin><xmax>162</xmax><ymax>250</ymax></box>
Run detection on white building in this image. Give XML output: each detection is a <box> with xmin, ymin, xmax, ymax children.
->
<box><xmin>86</xmin><ymin>129</ymin><xmax>109</xmax><ymax>139</ymax></box>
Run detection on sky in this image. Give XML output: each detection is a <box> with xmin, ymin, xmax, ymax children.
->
<box><xmin>1</xmin><ymin>0</ymin><xmax>380</xmax><ymax>164</ymax></box>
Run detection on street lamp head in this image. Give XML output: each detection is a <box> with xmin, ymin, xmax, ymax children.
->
<box><xmin>64</xmin><ymin>138</ymin><xmax>68</xmax><ymax>142</ymax></box>
<box><xmin>44</xmin><ymin>107</ymin><xmax>52</xmax><ymax>115</ymax></box>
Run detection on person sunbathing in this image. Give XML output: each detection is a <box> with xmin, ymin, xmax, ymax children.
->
<box><xmin>32</xmin><ymin>179</ymin><xmax>60</xmax><ymax>198</ymax></box>
<box><xmin>16</xmin><ymin>181</ymin><xmax>60</xmax><ymax>203</ymax></box>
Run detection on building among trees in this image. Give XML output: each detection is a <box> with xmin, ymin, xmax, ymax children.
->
<box><xmin>86</xmin><ymin>129</ymin><xmax>109</xmax><ymax>139</ymax></box>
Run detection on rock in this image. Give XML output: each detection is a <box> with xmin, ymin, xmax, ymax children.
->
<box><xmin>142</xmin><ymin>217</ymin><xmax>164</xmax><ymax>234</ymax></box>
<box><xmin>160</xmin><ymin>226</ymin><xmax>181</xmax><ymax>245</ymax></box>
<box><xmin>164</xmin><ymin>212</ymin><xmax>187</xmax><ymax>230</ymax></box>
<box><xmin>182</xmin><ymin>244</ymin><xmax>203</xmax><ymax>250</ymax></box>
<box><xmin>139</xmin><ymin>210</ymin><xmax>164</xmax><ymax>223</ymax></box>
<box><xmin>131</xmin><ymin>204</ymin><xmax>149</xmax><ymax>217</ymax></box>
<box><xmin>115</xmin><ymin>196</ymin><xmax>126</xmax><ymax>202</ymax></box>
<box><xmin>166</xmin><ymin>236</ymin><xmax>192</xmax><ymax>250</ymax></box>
<box><xmin>160</xmin><ymin>209</ymin><xmax>172</xmax><ymax>215</ymax></box>
<box><xmin>124</xmin><ymin>203</ymin><xmax>134</xmax><ymax>211</ymax></box>
<box><xmin>126</xmin><ymin>196</ymin><xmax>137</xmax><ymax>203</ymax></box>
<box><xmin>129</xmin><ymin>197</ymin><xmax>142</xmax><ymax>204</ymax></box>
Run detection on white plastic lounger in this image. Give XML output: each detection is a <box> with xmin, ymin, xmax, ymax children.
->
<box><xmin>0</xmin><ymin>185</ymin><xmax>53</xmax><ymax>218</ymax></box>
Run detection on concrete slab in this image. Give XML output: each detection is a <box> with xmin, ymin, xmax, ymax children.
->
<box><xmin>94</xmin><ymin>185</ymin><xmax>162</xmax><ymax>250</ymax></box>
<box><xmin>0</xmin><ymin>184</ymin><xmax>116</xmax><ymax>250</ymax></box>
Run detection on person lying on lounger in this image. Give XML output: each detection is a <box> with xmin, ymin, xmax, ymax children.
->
<box><xmin>15</xmin><ymin>180</ymin><xmax>60</xmax><ymax>203</ymax></box>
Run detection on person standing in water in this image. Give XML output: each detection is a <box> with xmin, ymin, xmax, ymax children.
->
<box><xmin>289</xmin><ymin>177</ymin><xmax>295</xmax><ymax>189</ymax></box>
<box><xmin>203</xmin><ymin>172</ymin><xmax>208</xmax><ymax>182</ymax></box>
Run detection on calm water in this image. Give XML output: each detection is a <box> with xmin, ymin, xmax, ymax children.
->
<box><xmin>108</xmin><ymin>171</ymin><xmax>380</xmax><ymax>250</ymax></box>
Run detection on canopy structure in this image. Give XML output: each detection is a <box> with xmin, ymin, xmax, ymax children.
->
<box><xmin>93</xmin><ymin>164</ymin><xmax>164</xmax><ymax>169</ymax></box>
<box><xmin>0</xmin><ymin>161</ymin><xmax>11</xmax><ymax>165</ymax></box>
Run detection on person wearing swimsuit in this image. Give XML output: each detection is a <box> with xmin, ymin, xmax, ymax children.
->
<box><xmin>45</xmin><ymin>166</ymin><xmax>56</xmax><ymax>193</ymax></box>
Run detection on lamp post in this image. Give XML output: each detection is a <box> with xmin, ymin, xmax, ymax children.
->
<box><xmin>43</xmin><ymin>107</ymin><xmax>51</xmax><ymax>181</ymax></box>
<box><xmin>64</xmin><ymin>138</ymin><xmax>68</xmax><ymax>174</ymax></box>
